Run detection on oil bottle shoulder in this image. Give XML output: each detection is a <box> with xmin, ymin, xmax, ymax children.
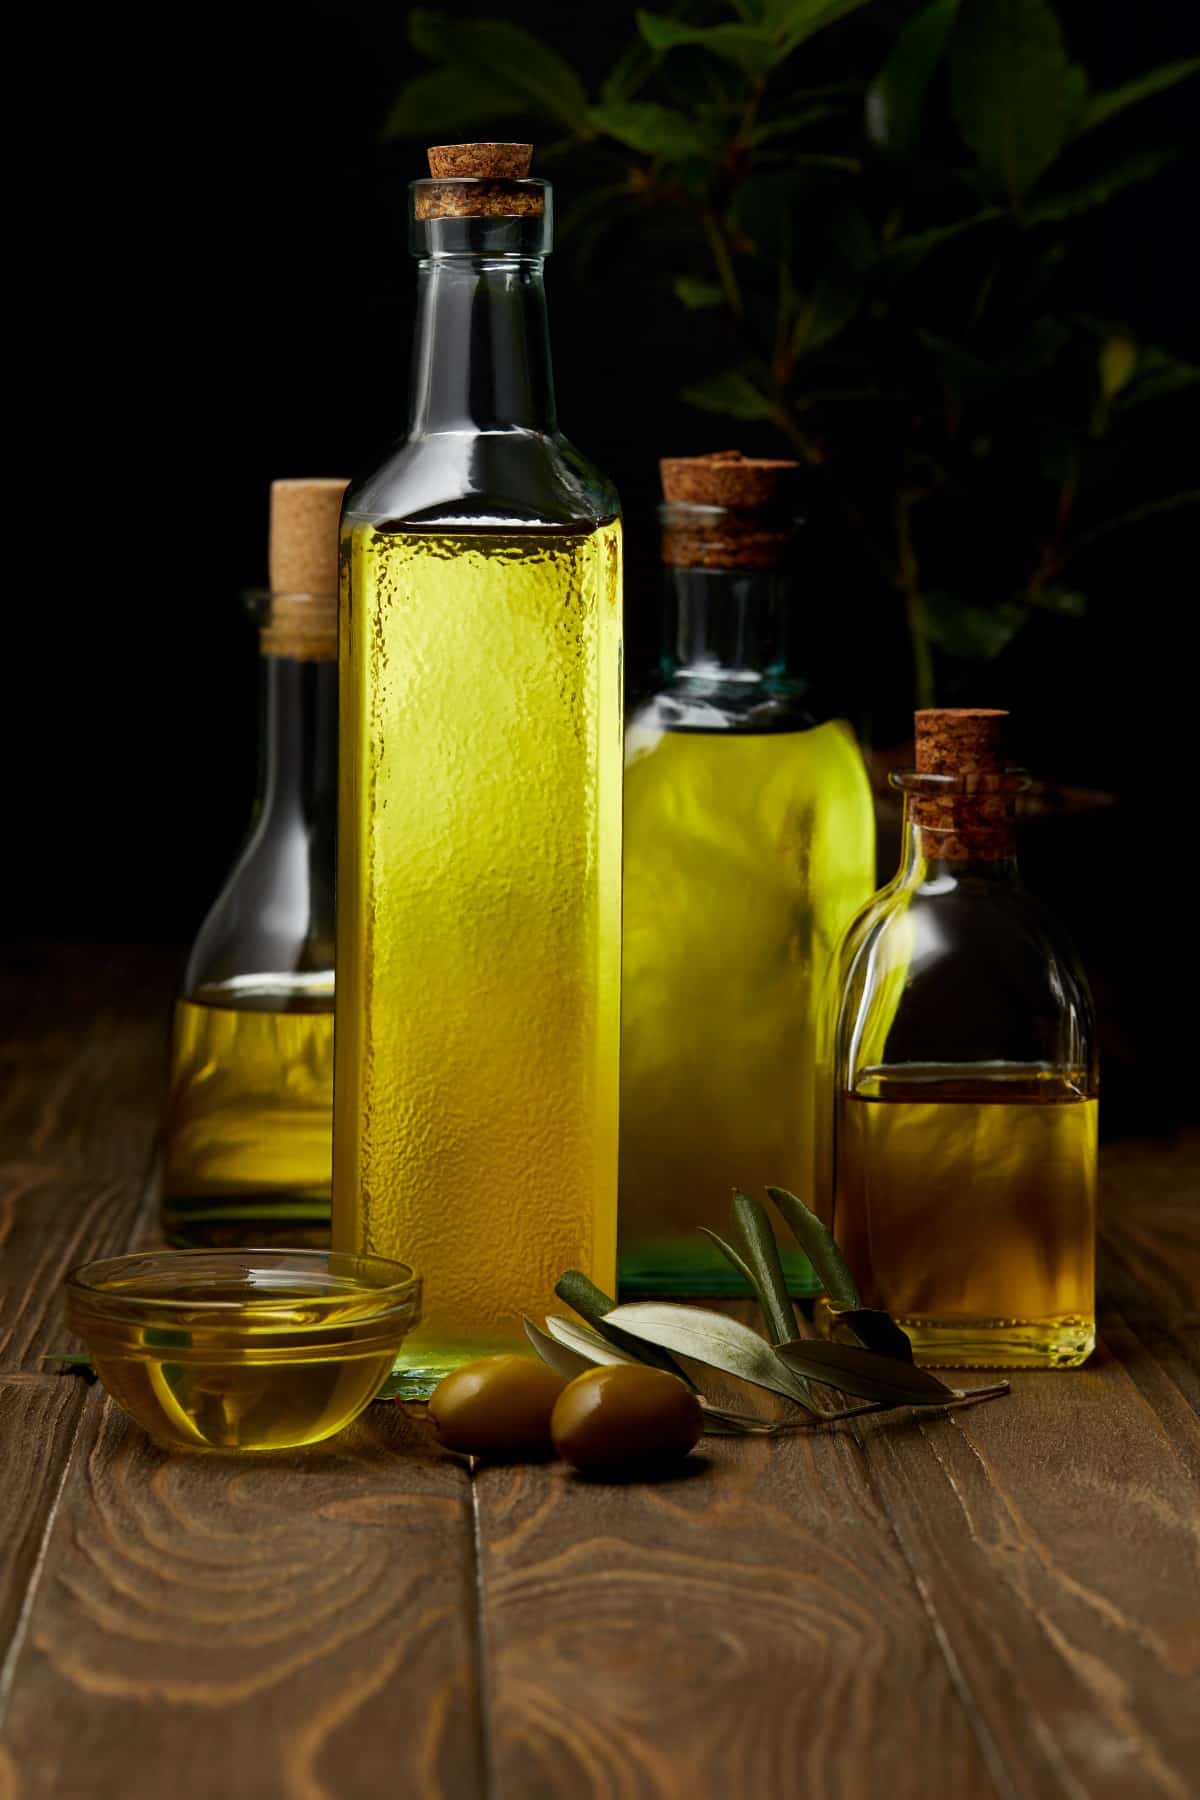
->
<box><xmin>342</xmin><ymin>431</ymin><xmax>619</xmax><ymax>532</ymax></box>
<box><xmin>628</xmin><ymin>680</ymin><xmax>824</xmax><ymax>738</ymax></box>
<box><xmin>845</xmin><ymin>873</ymin><xmax>1095</xmax><ymax>1018</ymax></box>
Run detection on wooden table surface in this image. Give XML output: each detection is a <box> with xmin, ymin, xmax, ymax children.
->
<box><xmin>1</xmin><ymin>945</ymin><xmax>1197</xmax><ymax>1800</ymax></box>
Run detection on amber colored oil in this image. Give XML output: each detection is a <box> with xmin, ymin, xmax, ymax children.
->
<box><xmin>86</xmin><ymin>1283</ymin><xmax>400</xmax><ymax>1452</ymax></box>
<box><xmin>162</xmin><ymin>981</ymin><xmax>334</xmax><ymax>1247</ymax></box>
<box><xmin>619</xmin><ymin>720</ymin><xmax>874</xmax><ymax>1294</ymax></box>
<box><xmin>333</xmin><ymin>520</ymin><xmax>623</xmax><ymax>1388</ymax></box>
<box><xmin>834</xmin><ymin>1068</ymin><xmax>1096</xmax><ymax>1367</ymax></box>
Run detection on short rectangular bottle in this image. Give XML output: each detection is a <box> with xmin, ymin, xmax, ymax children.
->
<box><xmin>830</xmin><ymin>708</ymin><xmax>1097</xmax><ymax>1367</ymax></box>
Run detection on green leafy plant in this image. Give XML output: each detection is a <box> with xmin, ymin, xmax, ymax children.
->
<box><xmin>388</xmin><ymin>0</ymin><xmax>1198</xmax><ymax>706</ymax></box>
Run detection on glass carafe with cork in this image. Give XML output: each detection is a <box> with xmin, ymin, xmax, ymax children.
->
<box><xmin>333</xmin><ymin>143</ymin><xmax>622</xmax><ymax>1389</ymax></box>
<box><xmin>830</xmin><ymin>708</ymin><xmax>1098</xmax><ymax>1367</ymax></box>
<box><xmin>619</xmin><ymin>451</ymin><xmax>875</xmax><ymax>1296</ymax></box>
<box><xmin>162</xmin><ymin>478</ymin><xmax>345</xmax><ymax>1247</ymax></box>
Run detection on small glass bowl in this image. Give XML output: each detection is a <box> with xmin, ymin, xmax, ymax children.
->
<box><xmin>64</xmin><ymin>1248</ymin><xmax>421</xmax><ymax>1453</ymax></box>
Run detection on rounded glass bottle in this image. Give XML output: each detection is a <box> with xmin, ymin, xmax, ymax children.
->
<box><xmin>161</xmin><ymin>479</ymin><xmax>344</xmax><ymax>1247</ymax></box>
<box><xmin>830</xmin><ymin>708</ymin><xmax>1097</xmax><ymax>1367</ymax></box>
<box><xmin>619</xmin><ymin>454</ymin><xmax>875</xmax><ymax>1295</ymax></box>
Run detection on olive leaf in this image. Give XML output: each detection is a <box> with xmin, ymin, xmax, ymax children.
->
<box><xmin>539</xmin><ymin>1314</ymin><xmax>794</xmax><ymax>1434</ymax></box>
<box><xmin>731</xmin><ymin>1191</ymin><xmax>799</xmax><ymax>1345</ymax></box>
<box><xmin>603</xmin><ymin>1303</ymin><xmax>817</xmax><ymax>1409</ymax></box>
<box><xmin>555</xmin><ymin>1269</ymin><xmax>695</xmax><ymax>1383</ymax></box>
<box><xmin>522</xmin><ymin>1316</ymin><xmax>596</xmax><ymax>1381</ymax></box>
<box><xmin>776</xmin><ymin>1338</ymin><xmax>959</xmax><ymax>1405</ymax></box>
<box><xmin>827</xmin><ymin>1306</ymin><xmax>915</xmax><ymax>1362</ymax></box>
<box><xmin>766</xmin><ymin>1186</ymin><xmax>860</xmax><ymax>1307</ymax></box>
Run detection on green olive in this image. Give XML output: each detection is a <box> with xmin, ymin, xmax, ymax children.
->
<box><xmin>428</xmin><ymin>1355</ymin><xmax>567</xmax><ymax>1457</ymax></box>
<box><xmin>550</xmin><ymin>1365</ymin><xmax>703</xmax><ymax>1475</ymax></box>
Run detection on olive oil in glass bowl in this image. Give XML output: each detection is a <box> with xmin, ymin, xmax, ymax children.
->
<box><xmin>64</xmin><ymin>1249</ymin><xmax>420</xmax><ymax>1452</ymax></box>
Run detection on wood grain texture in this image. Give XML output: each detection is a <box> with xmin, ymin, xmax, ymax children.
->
<box><xmin>3</xmin><ymin>947</ymin><xmax>1200</xmax><ymax>1800</ymax></box>
<box><xmin>2</xmin><ymin>1396</ymin><xmax>483</xmax><ymax>1800</ymax></box>
<box><xmin>853</xmin><ymin>1345</ymin><xmax>1200</xmax><ymax>1799</ymax></box>
<box><xmin>0</xmin><ymin>1378</ymin><xmax>90</xmax><ymax>1681</ymax></box>
<box><xmin>473</xmin><ymin>1422</ymin><xmax>995</xmax><ymax>1799</ymax></box>
<box><xmin>0</xmin><ymin>944</ymin><xmax>175</xmax><ymax>1370</ymax></box>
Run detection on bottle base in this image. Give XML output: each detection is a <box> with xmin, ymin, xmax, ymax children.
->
<box><xmin>619</xmin><ymin>1240</ymin><xmax>820</xmax><ymax>1300</ymax></box>
<box><xmin>893</xmin><ymin>1313</ymin><xmax>1095</xmax><ymax>1369</ymax></box>
<box><xmin>161</xmin><ymin>1197</ymin><xmax>331</xmax><ymax>1250</ymax></box>
<box><xmin>389</xmin><ymin>1331</ymin><xmax>535</xmax><ymax>1400</ymax></box>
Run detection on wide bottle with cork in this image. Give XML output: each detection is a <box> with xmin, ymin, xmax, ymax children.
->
<box><xmin>830</xmin><ymin>708</ymin><xmax>1097</xmax><ymax>1367</ymax></box>
<box><xmin>333</xmin><ymin>144</ymin><xmax>622</xmax><ymax>1387</ymax></box>
<box><xmin>162</xmin><ymin>479</ymin><xmax>345</xmax><ymax>1246</ymax></box>
<box><xmin>619</xmin><ymin>451</ymin><xmax>874</xmax><ymax>1295</ymax></box>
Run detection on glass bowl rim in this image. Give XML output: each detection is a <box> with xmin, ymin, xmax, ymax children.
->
<box><xmin>64</xmin><ymin>1246</ymin><xmax>421</xmax><ymax>1322</ymax></box>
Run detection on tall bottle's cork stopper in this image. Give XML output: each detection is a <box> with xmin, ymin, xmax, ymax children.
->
<box><xmin>659</xmin><ymin>450</ymin><xmax>802</xmax><ymax>569</ymax></box>
<box><xmin>909</xmin><ymin>709</ymin><xmax>1015</xmax><ymax>859</ymax></box>
<box><xmin>263</xmin><ymin>478</ymin><xmax>348</xmax><ymax>661</ymax></box>
<box><xmin>415</xmin><ymin>142</ymin><xmax>543</xmax><ymax>219</ymax></box>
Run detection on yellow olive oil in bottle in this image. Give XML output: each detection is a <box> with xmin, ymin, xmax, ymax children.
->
<box><xmin>831</xmin><ymin>709</ymin><xmax>1097</xmax><ymax>1367</ymax></box>
<box><xmin>163</xmin><ymin>480</ymin><xmax>346</xmax><ymax>1246</ymax></box>
<box><xmin>619</xmin><ymin>454</ymin><xmax>875</xmax><ymax>1295</ymax></box>
<box><xmin>333</xmin><ymin>145</ymin><xmax>622</xmax><ymax>1389</ymax></box>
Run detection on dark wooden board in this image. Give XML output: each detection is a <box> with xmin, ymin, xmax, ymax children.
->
<box><xmin>2</xmin><ymin>946</ymin><xmax>1198</xmax><ymax>1800</ymax></box>
<box><xmin>2</xmin><ymin>1397</ymin><xmax>483</xmax><ymax>1800</ymax></box>
<box><xmin>473</xmin><ymin>1421</ymin><xmax>994</xmax><ymax>1799</ymax></box>
<box><xmin>0</xmin><ymin>944</ymin><xmax>174</xmax><ymax>1372</ymax></box>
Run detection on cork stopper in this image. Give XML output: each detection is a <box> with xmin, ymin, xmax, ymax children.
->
<box><xmin>915</xmin><ymin>708</ymin><xmax>1008</xmax><ymax>775</ymax></box>
<box><xmin>263</xmin><ymin>478</ymin><xmax>348</xmax><ymax>662</ymax></box>
<box><xmin>660</xmin><ymin>450</ymin><xmax>800</xmax><ymax>510</ymax></box>
<box><xmin>659</xmin><ymin>450</ymin><xmax>801</xmax><ymax>569</ymax></box>
<box><xmin>908</xmin><ymin>709</ymin><xmax>1016</xmax><ymax>859</ymax></box>
<box><xmin>427</xmin><ymin>144</ymin><xmax>532</xmax><ymax>179</ymax></box>
<box><xmin>415</xmin><ymin>142</ymin><xmax>544</xmax><ymax>220</ymax></box>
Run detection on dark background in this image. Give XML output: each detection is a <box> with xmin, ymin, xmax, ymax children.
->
<box><xmin>8</xmin><ymin>0</ymin><xmax>1198</xmax><ymax>1129</ymax></box>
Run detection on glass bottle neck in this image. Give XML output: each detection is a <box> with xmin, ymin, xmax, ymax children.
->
<box><xmin>896</xmin><ymin>801</ymin><xmax>1020</xmax><ymax>888</ymax></box>
<box><xmin>408</xmin><ymin>255</ymin><xmax>557</xmax><ymax>437</ymax></box>
<box><xmin>257</xmin><ymin>658</ymin><xmax>338</xmax><ymax>835</ymax></box>
<box><xmin>662</xmin><ymin>564</ymin><xmax>793</xmax><ymax>681</ymax></box>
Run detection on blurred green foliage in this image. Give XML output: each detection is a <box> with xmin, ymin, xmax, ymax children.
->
<box><xmin>388</xmin><ymin>0</ymin><xmax>1199</xmax><ymax>705</ymax></box>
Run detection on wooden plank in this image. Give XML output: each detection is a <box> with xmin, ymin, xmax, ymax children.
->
<box><xmin>853</xmin><ymin>1344</ymin><xmax>1200</xmax><ymax>1800</ymax></box>
<box><xmin>1098</xmin><ymin>1139</ymin><xmax>1200</xmax><ymax>1419</ymax></box>
<box><xmin>0</xmin><ymin>1378</ymin><xmax>91</xmax><ymax>1679</ymax></box>
<box><xmin>474</xmin><ymin>1421</ymin><xmax>996</xmax><ymax>1799</ymax></box>
<box><xmin>0</xmin><ymin>945</ymin><xmax>175</xmax><ymax>1372</ymax></box>
<box><xmin>2</xmin><ymin>1395</ymin><xmax>484</xmax><ymax>1800</ymax></box>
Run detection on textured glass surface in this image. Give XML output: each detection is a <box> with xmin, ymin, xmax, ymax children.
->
<box><xmin>618</xmin><ymin>718</ymin><xmax>874</xmax><ymax>1293</ymax></box>
<box><xmin>334</xmin><ymin>520</ymin><xmax>622</xmax><ymax>1381</ymax></box>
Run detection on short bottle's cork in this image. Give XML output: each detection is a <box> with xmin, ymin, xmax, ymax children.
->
<box><xmin>659</xmin><ymin>450</ymin><xmax>801</xmax><ymax>569</ymax></box>
<box><xmin>415</xmin><ymin>142</ymin><xmax>544</xmax><ymax>219</ymax></box>
<box><xmin>910</xmin><ymin>709</ymin><xmax>1015</xmax><ymax>859</ymax></box>
<box><xmin>915</xmin><ymin>708</ymin><xmax>1008</xmax><ymax>775</ymax></box>
<box><xmin>263</xmin><ymin>478</ymin><xmax>348</xmax><ymax>662</ymax></box>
